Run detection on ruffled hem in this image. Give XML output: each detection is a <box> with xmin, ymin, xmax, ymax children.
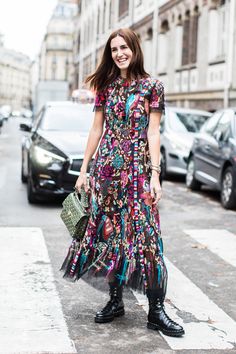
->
<box><xmin>60</xmin><ymin>215</ymin><xmax>168</xmax><ymax>296</ymax></box>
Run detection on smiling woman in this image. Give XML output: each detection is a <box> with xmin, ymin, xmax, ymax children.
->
<box><xmin>60</xmin><ymin>28</ymin><xmax>185</xmax><ymax>338</ymax></box>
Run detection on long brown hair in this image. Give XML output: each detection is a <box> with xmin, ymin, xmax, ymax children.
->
<box><xmin>85</xmin><ymin>28</ymin><xmax>149</xmax><ymax>92</ymax></box>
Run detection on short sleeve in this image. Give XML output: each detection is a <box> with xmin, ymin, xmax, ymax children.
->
<box><xmin>149</xmin><ymin>80</ymin><xmax>165</xmax><ymax>113</ymax></box>
<box><xmin>93</xmin><ymin>91</ymin><xmax>106</xmax><ymax>112</ymax></box>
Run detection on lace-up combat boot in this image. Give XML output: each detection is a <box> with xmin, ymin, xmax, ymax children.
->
<box><xmin>147</xmin><ymin>290</ymin><xmax>185</xmax><ymax>337</ymax></box>
<box><xmin>94</xmin><ymin>283</ymin><xmax>125</xmax><ymax>323</ymax></box>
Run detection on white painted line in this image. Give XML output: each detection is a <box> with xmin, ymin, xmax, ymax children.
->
<box><xmin>133</xmin><ymin>257</ymin><xmax>236</xmax><ymax>350</ymax></box>
<box><xmin>0</xmin><ymin>227</ymin><xmax>76</xmax><ymax>354</ymax></box>
<box><xmin>0</xmin><ymin>166</ymin><xmax>6</xmax><ymax>190</ymax></box>
<box><xmin>184</xmin><ymin>229</ymin><xmax>236</xmax><ymax>268</ymax></box>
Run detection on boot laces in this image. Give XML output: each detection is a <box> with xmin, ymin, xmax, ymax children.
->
<box><xmin>162</xmin><ymin>305</ymin><xmax>179</xmax><ymax>326</ymax></box>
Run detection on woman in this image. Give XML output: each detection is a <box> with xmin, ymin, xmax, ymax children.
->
<box><xmin>61</xmin><ymin>28</ymin><xmax>184</xmax><ymax>337</ymax></box>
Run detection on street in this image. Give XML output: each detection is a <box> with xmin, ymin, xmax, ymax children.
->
<box><xmin>0</xmin><ymin>118</ymin><xmax>236</xmax><ymax>354</ymax></box>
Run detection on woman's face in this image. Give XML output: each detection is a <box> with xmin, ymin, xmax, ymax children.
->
<box><xmin>110</xmin><ymin>35</ymin><xmax>133</xmax><ymax>77</ymax></box>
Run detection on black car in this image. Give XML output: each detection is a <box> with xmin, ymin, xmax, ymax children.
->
<box><xmin>20</xmin><ymin>101</ymin><xmax>94</xmax><ymax>203</ymax></box>
<box><xmin>186</xmin><ymin>108</ymin><xmax>236</xmax><ymax>209</ymax></box>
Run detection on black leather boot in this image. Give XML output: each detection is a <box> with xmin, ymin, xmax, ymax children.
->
<box><xmin>147</xmin><ymin>290</ymin><xmax>185</xmax><ymax>337</ymax></box>
<box><xmin>94</xmin><ymin>283</ymin><xmax>125</xmax><ymax>323</ymax></box>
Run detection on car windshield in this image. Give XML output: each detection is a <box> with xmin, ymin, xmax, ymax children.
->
<box><xmin>40</xmin><ymin>105</ymin><xmax>93</xmax><ymax>132</ymax></box>
<box><xmin>169</xmin><ymin>111</ymin><xmax>210</xmax><ymax>133</ymax></box>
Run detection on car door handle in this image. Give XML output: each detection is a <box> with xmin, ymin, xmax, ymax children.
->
<box><xmin>204</xmin><ymin>144</ymin><xmax>210</xmax><ymax>150</ymax></box>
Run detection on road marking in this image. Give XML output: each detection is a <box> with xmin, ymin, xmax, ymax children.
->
<box><xmin>133</xmin><ymin>257</ymin><xmax>236</xmax><ymax>350</ymax></box>
<box><xmin>184</xmin><ymin>229</ymin><xmax>236</xmax><ymax>267</ymax></box>
<box><xmin>0</xmin><ymin>166</ymin><xmax>6</xmax><ymax>190</ymax></box>
<box><xmin>0</xmin><ymin>227</ymin><xmax>76</xmax><ymax>354</ymax></box>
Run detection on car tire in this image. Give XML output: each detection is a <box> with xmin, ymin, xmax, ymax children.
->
<box><xmin>221</xmin><ymin>166</ymin><xmax>236</xmax><ymax>209</ymax></box>
<box><xmin>21</xmin><ymin>156</ymin><xmax>27</xmax><ymax>183</ymax></box>
<box><xmin>160</xmin><ymin>149</ymin><xmax>167</xmax><ymax>180</ymax></box>
<box><xmin>186</xmin><ymin>156</ymin><xmax>201</xmax><ymax>191</ymax></box>
<box><xmin>27</xmin><ymin>173</ymin><xmax>38</xmax><ymax>204</ymax></box>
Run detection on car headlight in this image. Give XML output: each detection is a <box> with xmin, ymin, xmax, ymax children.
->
<box><xmin>33</xmin><ymin>146</ymin><xmax>65</xmax><ymax>165</ymax></box>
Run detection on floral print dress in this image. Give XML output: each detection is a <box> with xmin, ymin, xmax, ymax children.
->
<box><xmin>61</xmin><ymin>76</ymin><xmax>167</xmax><ymax>296</ymax></box>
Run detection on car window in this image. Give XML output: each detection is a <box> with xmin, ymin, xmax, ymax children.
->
<box><xmin>169</xmin><ymin>111</ymin><xmax>209</xmax><ymax>133</ymax></box>
<box><xmin>202</xmin><ymin>111</ymin><xmax>222</xmax><ymax>134</ymax></box>
<box><xmin>39</xmin><ymin>105</ymin><xmax>94</xmax><ymax>132</ymax></box>
<box><xmin>212</xmin><ymin>110</ymin><xmax>234</xmax><ymax>142</ymax></box>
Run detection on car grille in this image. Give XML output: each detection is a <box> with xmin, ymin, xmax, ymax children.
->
<box><xmin>68</xmin><ymin>158</ymin><xmax>92</xmax><ymax>175</ymax></box>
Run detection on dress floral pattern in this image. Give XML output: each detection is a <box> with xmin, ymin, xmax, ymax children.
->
<box><xmin>61</xmin><ymin>76</ymin><xmax>167</xmax><ymax>296</ymax></box>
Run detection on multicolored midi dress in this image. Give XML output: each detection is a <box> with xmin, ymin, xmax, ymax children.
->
<box><xmin>61</xmin><ymin>76</ymin><xmax>167</xmax><ymax>296</ymax></box>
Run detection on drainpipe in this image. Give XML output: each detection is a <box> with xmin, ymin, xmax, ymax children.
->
<box><xmin>224</xmin><ymin>0</ymin><xmax>235</xmax><ymax>108</ymax></box>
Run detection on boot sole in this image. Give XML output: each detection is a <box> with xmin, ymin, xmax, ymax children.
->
<box><xmin>147</xmin><ymin>322</ymin><xmax>185</xmax><ymax>337</ymax></box>
<box><xmin>94</xmin><ymin>308</ymin><xmax>125</xmax><ymax>323</ymax></box>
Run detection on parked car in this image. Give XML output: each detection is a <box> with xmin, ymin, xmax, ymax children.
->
<box><xmin>11</xmin><ymin>110</ymin><xmax>21</xmax><ymax>117</ymax></box>
<box><xmin>0</xmin><ymin>105</ymin><xmax>11</xmax><ymax>120</ymax></box>
<box><xmin>20</xmin><ymin>101</ymin><xmax>94</xmax><ymax>203</ymax></box>
<box><xmin>186</xmin><ymin>108</ymin><xmax>236</xmax><ymax>209</ymax></box>
<box><xmin>160</xmin><ymin>107</ymin><xmax>211</xmax><ymax>178</ymax></box>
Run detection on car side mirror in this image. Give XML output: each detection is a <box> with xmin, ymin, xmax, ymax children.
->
<box><xmin>20</xmin><ymin>123</ymin><xmax>31</xmax><ymax>132</ymax></box>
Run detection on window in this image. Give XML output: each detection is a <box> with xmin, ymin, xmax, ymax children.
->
<box><xmin>169</xmin><ymin>111</ymin><xmax>210</xmax><ymax>133</ymax></box>
<box><xmin>158</xmin><ymin>20</ymin><xmax>169</xmax><ymax>73</ymax></box>
<box><xmin>51</xmin><ymin>57</ymin><xmax>57</xmax><ymax>80</ymax></box>
<box><xmin>218</xmin><ymin>1</ymin><xmax>227</xmax><ymax>58</ymax></box>
<box><xmin>175</xmin><ymin>16</ymin><xmax>183</xmax><ymax>68</ymax></box>
<box><xmin>212</xmin><ymin>110</ymin><xmax>234</xmax><ymax>142</ymax></box>
<box><xmin>182</xmin><ymin>8</ymin><xmax>199</xmax><ymax>65</ymax></box>
<box><xmin>208</xmin><ymin>1</ymin><xmax>227</xmax><ymax>61</ymax></box>
<box><xmin>119</xmin><ymin>0</ymin><xmax>129</xmax><ymax>19</ymax></box>
<box><xmin>202</xmin><ymin>111</ymin><xmax>223</xmax><ymax>134</ymax></box>
<box><xmin>40</xmin><ymin>105</ymin><xmax>93</xmax><ymax>132</ymax></box>
<box><xmin>182</xmin><ymin>11</ymin><xmax>190</xmax><ymax>65</ymax></box>
<box><xmin>190</xmin><ymin>6</ymin><xmax>199</xmax><ymax>63</ymax></box>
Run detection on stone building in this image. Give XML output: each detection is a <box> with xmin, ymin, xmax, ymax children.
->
<box><xmin>39</xmin><ymin>0</ymin><xmax>77</xmax><ymax>85</ymax></box>
<box><xmin>157</xmin><ymin>0</ymin><xmax>236</xmax><ymax>110</ymax></box>
<box><xmin>74</xmin><ymin>0</ymin><xmax>236</xmax><ymax>111</ymax></box>
<box><xmin>35</xmin><ymin>0</ymin><xmax>77</xmax><ymax>113</ymax></box>
<box><xmin>0</xmin><ymin>45</ymin><xmax>31</xmax><ymax>110</ymax></box>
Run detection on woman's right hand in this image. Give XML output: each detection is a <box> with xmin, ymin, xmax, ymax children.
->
<box><xmin>75</xmin><ymin>172</ymin><xmax>89</xmax><ymax>193</ymax></box>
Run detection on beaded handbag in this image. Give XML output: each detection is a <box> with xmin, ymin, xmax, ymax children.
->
<box><xmin>60</xmin><ymin>188</ymin><xmax>90</xmax><ymax>239</ymax></box>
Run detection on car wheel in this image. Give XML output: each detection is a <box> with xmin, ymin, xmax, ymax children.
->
<box><xmin>221</xmin><ymin>166</ymin><xmax>236</xmax><ymax>209</ymax></box>
<box><xmin>27</xmin><ymin>173</ymin><xmax>38</xmax><ymax>204</ymax></box>
<box><xmin>186</xmin><ymin>156</ymin><xmax>201</xmax><ymax>191</ymax></box>
<box><xmin>160</xmin><ymin>149</ymin><xmax>167</xmax><ymax>180</ymax></box>
<box><xmin>21</xmin><ymin>155</ymin><xmax>27</xmax><ymax>183</ymax></box>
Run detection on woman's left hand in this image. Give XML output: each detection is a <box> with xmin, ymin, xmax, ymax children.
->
<box><xmin>150</xmin><ymin>174</ymin><xmax>162</xmax><ymax>205</ymax></box>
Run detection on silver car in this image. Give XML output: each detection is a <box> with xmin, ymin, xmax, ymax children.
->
<box><xmin>160</xmin><ymin>107</ymin><xmax>211</xmax><ymax>178</ymax></box>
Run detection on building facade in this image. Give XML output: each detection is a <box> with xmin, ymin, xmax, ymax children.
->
<box><xmin>74</xmin><ymin>0</ymin><xmax>159</xmax><ymax>88</ymax></box>
<box><xmin>39</xmin><ymin>0</ymin><xmax>77</xmax><ymax>86</ymax></box>
<box><xmin>35</xmin><ymin>0</ymin><xmax>78</xmax><ymax>113</ymax></box>
<box><xmin>74</xmin><ymin>0</ymin><xmax>236</xmax><ymax>111</ymax></box>
<box><xmin>0</xmin><ymin>45</ymin><xmax>31</xmax><ymax>110</ymax></box>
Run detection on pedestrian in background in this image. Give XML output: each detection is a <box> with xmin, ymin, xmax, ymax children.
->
<box><xmin>61</xmin><ymin>28</ymin><xmax>184</xmax><ymax>337</ymax></box>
